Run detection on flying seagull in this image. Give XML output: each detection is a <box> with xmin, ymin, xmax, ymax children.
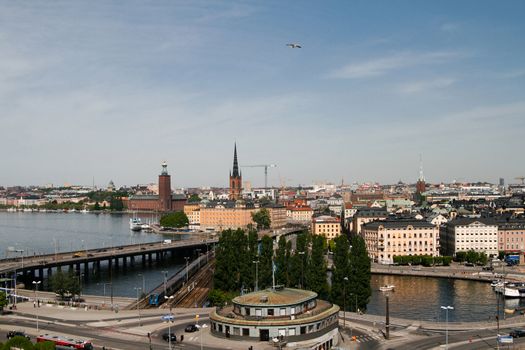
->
<box><xmin>286</xmin><ymin>43</ymin><xmax>302</xmax><ymax>48</ymax></box>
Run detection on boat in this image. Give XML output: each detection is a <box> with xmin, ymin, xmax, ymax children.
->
<box><xmin>129</xmin><ymin>217</ymin><xmax>142</xmax><ymax>231</ymax></box>
<box><xmin>379</xmin><ymin>285</ymin><xmax>395</xmax><ymax>292</ymax></box>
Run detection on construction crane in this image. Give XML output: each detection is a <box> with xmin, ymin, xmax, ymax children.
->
<box><xmin>241</xmin><ymin>164</ymin><xmax>277</xmax><ymax>188</ymax></box>
<box><xmin>516</xmin><ymin>177</ymin><xmax>525</xmax><ymax>185</ymax></box>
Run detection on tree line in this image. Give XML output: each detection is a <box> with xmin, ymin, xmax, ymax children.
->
<box><xmin>211</xmin><ymin>229</ymin><xmax>372</xmax><ymax>312</ymax></box>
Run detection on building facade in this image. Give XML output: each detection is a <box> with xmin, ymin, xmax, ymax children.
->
<box><xmin>441</xmin><ymin>218</ymin><xmax>498</xmax><ymax>257</ymax></box>
<box><xmin>497</xmin><ymin>219</ymin><xmax>525</xmax><ymax>253</ymax></box>
<box><xmin>210</xmin><ymin>287</ymin><xmax>340</xmax><ymax>350</ymax></box>
<box><xmin>311</xmin><ymin>216</ymin><xmax>341</xmax><ymax>240</ymax></box>
<box><xmin>286</xmin><ymin>206</ymin><xmax>314</xmax><ymax>223</ymax></box>
<box><xmin>361</xmin><ymin>220</ymin><xmax>439</xmax><ymax>264</ymax></box>
<box><xmin>351</xmin><ymin>208</ymin><xmax>389</xmax><ymax>235</ymax></box>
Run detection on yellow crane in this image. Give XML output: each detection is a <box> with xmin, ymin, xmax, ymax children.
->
<box><xmin>241</xmin><ymin>164</ymin><xmax>277</xmax><ymax>188</ymax></box>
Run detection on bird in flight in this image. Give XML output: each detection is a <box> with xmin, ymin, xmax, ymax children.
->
<box><xmin>286</xmin><ymin>43</ymin><xmax>302</xmax><ymax>49</ymax></box>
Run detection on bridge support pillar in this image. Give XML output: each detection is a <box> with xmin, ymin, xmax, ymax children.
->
<box><xmin>142</xmin><ymin>254</ymin><xmax>146</xmax><ymax>266</ymax></box>
<box><xmin>39</xmin><ymin>268</ymin><xmax>44</xmax><ymax>279</ymax></box>
<box><xmin>122</xmin><ymin>256</ymin><xmax>127</xmax><ymax>270</ymax></box>
<box><xmin>47</xmin><ymin>268</ymin><xmax>52</xmax><ymax>278</ymax></box>
<box><xmin>84</xmin><ymin>262</ymin><xmax>89</xmax><ymax>275</ymax></box>
<box><xmin>130</xmin><ymin>256</ymin><xmax>135</xmax><ymax>267</ymax></box>
<box><xmin>114</xmin><ymin>257</ymin><xmax>119</xmax><ymax>270</ymax></box>
<box><xmin>108</xmin><ymin>258</ymin><xmax>112</xmax><ymax>273</ymax></box>
<box><xmin>148</xmin><ymin>253</ymin><xmax>152</xmax><ymax>265</ymax></box>
<box><xmin>76</xmin><ymin>263</ymin><xmax>81</xmax><ymax>273</ymax></box>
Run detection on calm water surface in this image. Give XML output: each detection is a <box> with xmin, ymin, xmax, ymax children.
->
<box><xmin>0</xmin><ymin>212</ymin><xmax>517</xmax><ymax>320</ymax></box>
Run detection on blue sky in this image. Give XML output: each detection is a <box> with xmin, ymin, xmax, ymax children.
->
<box><xmin>1</xmin><ymin>1</ymin><xmax>524</xmax><ymax>188</ymax></box>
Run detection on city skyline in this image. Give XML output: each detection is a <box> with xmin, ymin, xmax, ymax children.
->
<box><xmin>1</xmin><ymin>1</ymin><xmax>524</xmax><ymax>187</ymax></box>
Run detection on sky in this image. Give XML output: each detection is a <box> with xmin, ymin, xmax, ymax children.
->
<box><xmin>1</xmin><ymin>1</ymin><xmax>524</xmax><ymax>188</ymax></box>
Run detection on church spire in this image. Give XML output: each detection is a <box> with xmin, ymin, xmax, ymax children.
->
<box><xmin>418</xmin><ymin>154</ymin><xmax>425</xmax><ymax>182</ymax></box>
<box><xmin>232</xmin><ymin>143</ymin><xmax>240</xmax><ymax>177</ymax></box>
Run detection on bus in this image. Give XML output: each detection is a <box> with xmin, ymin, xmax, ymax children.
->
<box><xmin>36</xmin><ymin>334</ymin><xmax>93</xmax><ymax>349</ymax></box>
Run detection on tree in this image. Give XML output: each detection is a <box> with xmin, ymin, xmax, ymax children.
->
<box><xmin>1</xmin><ymin>336</ymin><xmax>35</xmax><ymax>350</ymax></box>
<box><xmin>0</xmin><ymin>291</ymin><xmax>7</xmax><ymax>312</ymax></box>
<box><xmin>188</xmin><ymin>194</ymin><xmax>201</xmax><ymax>203</ymax></box>
<box><xmin>214</xmin><ymin>229</ymin><xmax>248</xmax><ymax>292</ymax></box>
<box><xmin>259</xmin><ymin>235</ymin><xmax>274</xmax><ymax>289</ymax></box>
<box><xmin>93</xmin><ymin>202</ymin><xmax>101</xmax><ymax>211</ymax></box>
<box><xmin>330</xmin><ymin>235</ymin><xmax>351</xmax><ymax>310</ymax></box>
<box><xmin>34</xmin><ymin>341</ymin><xmax>56</xmax><ymax>350</ymax></box>
<box><xmin>289</xmin><ymin>231</ymin><xmax>309</xmax><ymax>288</ymax></box>
<box><xmin>50</xmin><ymin>269</ymin><xmax>68</xmax><ymax>299</ymax></box>
<box><xmin>109</xmin><ymin>197</ymin><xmax>124</xmax><ymax>211</ymax></box>
<box><xmin>275</xmin><ymin>236</ymin><xmax>290</xmax><ymax>286</ymax></box>
<box><xmin>252</xmin><ymin>208</ymin><xmax>271</xmax><ymax>230</ymax></box>
<box><xmin>348</xmin><ymin>236</ymin><xmax>371</xmax><ymax>312</ymax></box>
<box><xmin>305</xmin><ymin>235</ymin><xmax>329</xmax><ymax>299</ymax></box>
<box><xmin>160</xmin><ymin>212</ymin><xmax>189</xmax><ymax>228</ymax></box>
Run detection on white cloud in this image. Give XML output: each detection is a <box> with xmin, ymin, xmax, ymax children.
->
<box><xmin>398</xmin><ymin>77</ymin><xmax>456</xmax><ymax>94</ymax></box>
<box><xmin>440</xmin><ymin>22</ymin><xmax>460</xmax><ymax>33</ymax></box>
<box><xmin>328</xmin><ymin>51</ymin><xmax>463</xmax><ymax>79</ymax></box>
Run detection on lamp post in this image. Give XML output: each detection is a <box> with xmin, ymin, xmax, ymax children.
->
<box><xmin>97</xmin><ymin>283</ymin><xmax>111</xmax><ymax>306</ymax></box>
<box><xmin>134</xmin><ymin>287</ymin><xmax>142</xmax><ymax>326</ymax></box>
<box><xmin>298</xmin><ymin>251</ymin><xmax>305</xmax><ymax>289</ymax></box>
<box><xmin>162</xmin><ymin>271</ymin><xmax>168</xmax><ymax>296</ymax></box>
<box><xmin>343</xmin><ymin>277</ymin><xmax>348</xmax><ymax>329</ymax></box>
<box><xmin>440</xmin><ymin>305</ymin><xmax>454</xmax><ymax>349</ymax></box>
<box><xmin>252</xmin><ymin>260</ymin><xmax>259</xmax><ymax>292</ymax></box>
<box><xmin>32</xmin><ymin>280</ymin><xmax>41</xmax><ymax>332</ymax></box>
<box><xmin>184</xmin><ymin>257</ymin><xmax>190</xmax><ymax>282</ymax></box>
<box><xmin>165</xmin><ymin>295</ymin><xmax>175</xmax><ymax>350</ymax></box>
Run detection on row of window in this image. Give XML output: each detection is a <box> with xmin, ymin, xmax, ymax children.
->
<box><xmin>378</xmin><ymin>233</ymin><xmax>434</xmax><ymax>239</ymax></box>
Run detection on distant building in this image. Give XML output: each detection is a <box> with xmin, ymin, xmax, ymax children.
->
<box><xmin>441</xmin><ymin>218</ymin><xmax>498</xmax><ymax>257</ymax></box>
<box><xmin>311</xmin><ymin>216</ymin><xmax>341</xmax><ymax>240</ymax></box>
<box><xmin>229</xmin><ymin>143</ymin><xmax>242</xmax><ymax>200</ymax></box>
<box><xmin>286</xmin><ymin>206</ymin><xmax>314</xmax><ymax>223</ymax></box>
<box><xmin>497</xmin><ymin>219</ymin><xmax>525</xmax><ymax>253</ymax></box>
<box><xmin>362</xmin><ymin>219</ymin><xmax>439</xmax><ymax>264</ymax></box>
<box><xmin>127</xmin><ymin>163</ymin><xmax>186</xmax><ymax>212</ymax></box>
<box><xmin>351</xmin><ymin>208</ymin><xmax>389</xmax><ymax>235</ymax></box>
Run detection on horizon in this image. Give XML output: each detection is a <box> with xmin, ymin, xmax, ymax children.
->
<box><xmin>2</xmin><ymin>1</ymin><xmax>524</xmax><ymax>187</ymax></box>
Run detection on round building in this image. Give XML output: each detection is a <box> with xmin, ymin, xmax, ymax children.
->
<box><xmin>210</xmin><ymin>287</ymin><xmax>340</xmax><ymax>349</ymax></box>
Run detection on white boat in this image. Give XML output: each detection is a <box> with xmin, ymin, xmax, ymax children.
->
<box><xmin>379</xmin><ymin>285</ymin><xmax>395</xmax><ymax>292</ymax></box>
<box><xmin>129</xmin><ymin>217</ymin><xmax>142</xmax><ymax>231</ymax></box>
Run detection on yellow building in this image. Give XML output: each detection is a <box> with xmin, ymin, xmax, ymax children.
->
<box><xmin>286</xmin><ymin>206</ymin><xmax>314</xmax><ymax>223</ymax></box>
<box><xmin>362</xmin><ymin>219</ymin><xmax>439</xmax><ymax>264</ymax></box>
<box><xmin>267</xmin><ymin>205</ymin><xmax>287</xmax><ymax>229</ymax></box>
<box><xmin>184</xmin><ymin>203</ymin><xmax>201</xmax><ymax>225</ymax></box>
<box><xmin>311</xmin><ymin>216</ymin><xmax>341</xmax><ymax>240</ymax></box>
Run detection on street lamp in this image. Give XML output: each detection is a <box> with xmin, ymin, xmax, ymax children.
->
<box><xmin>97</xmin><ymin>283</ymin><xmax>111</xmax><ymax>306</ymax></box>
<box><xmin>298</xmin><ymin>251</ymin><xmax>305</xmax><ymax>289</ymax></box>
<box><xmin>162</xmin><ymin>271</ymin><xmax>168</xmax><ymax>296</ymax></box>
<box><xmin>252</xmin><ymin>260</ymin><xmax>259</xmax><ymax>292</ymax></box>
<box><xmin>164</xmin><ymin>295</ymin><xmax>175</xmax><ymax>350</ymax></box>
<box><xmin>197</xmin><ymin>323</ymin><xmax>208</xmax><ymax>350</ymax></box>
<box><xmin>441</xmin><ymin>305</ymin><xmax>454</xmax><ymax>349</ymax></box>
<box><xmin>32</xmin><ymin>280</ymin><xmax>41</xmax><ymax>332</ymax></box>
<box><xmin>343</xmin><ymin>277</ymin><xmax>348</xmax><ymax>329</ymax></box>
<box><xmin>184</xmin><ymin>257</ymin><xmax>190</xmax><ymax>282</ymax></box>
<box><xmin>134</xmin><ymin>287</ymin><xmax>142</xmax><ymax>326</ymax></box>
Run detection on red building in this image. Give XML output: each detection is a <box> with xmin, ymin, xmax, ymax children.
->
<box><xmin>229</xmin><ymin>143</ymin><xmax>242</xmax><ymax>200</ymax></box>
<box><xmin>127</xmin><ymin>162</ymin><xmax>186</xmax><ymax>212</ymax></box>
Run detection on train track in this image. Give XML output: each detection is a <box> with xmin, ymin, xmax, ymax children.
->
<box><xmin>162</xmin><ymin>259</ymin><xmax>215</xmax><ymax>309</ymax></box>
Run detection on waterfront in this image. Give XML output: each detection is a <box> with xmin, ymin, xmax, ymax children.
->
<box><xmin>0</xmin><ymin>212</ymin><xmax>515</xmax><ymax>321</ymax></box>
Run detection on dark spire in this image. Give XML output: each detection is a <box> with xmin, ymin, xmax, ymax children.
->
<box><xmin>232</xmin><ymin>143</ymin><xmax>240</xmax><ymax>177</ymax></box>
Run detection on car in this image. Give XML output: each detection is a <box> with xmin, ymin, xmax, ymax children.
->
<box><xmin>510</xmin><ymin>329</ymin><xmax>525</xmax><ymax>338</ymax></box>
<box><xmin>482</xmin><ymin>266</ymin><xmax>494</xmax><ymax>271</ymax></box>
<box><xmin>162</xmin><ymin>332</ymin><xmax>177</xmax><ymax>342</ymax></box>
<box><xmin>7</xmin><ymin>330</ymin><xmax>30</xmax><ymax>340</ymax></box>
<box><xmin>464</xmin><ymin>263</ymin><xmax>474</xmax><ymax>267</ymax></box>
<box><xmin>185</xmin><ymin>324</ymin><xmax>198</xmax><ymax>332</ymax></box>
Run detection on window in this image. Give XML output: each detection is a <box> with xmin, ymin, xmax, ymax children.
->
<box><xmin>255</xmin><ymin>309</ymin><xmax>262</xmax><ymax>316</ymax></box>
<box><xmin>289</xmin><ymin>328</ymin><xmax>296</xmax><ymax>336</ymax></box>
<box><xmin>280</xmin><ymin>308</ymin><xmax>286</xmax><ymax>316</ymax></box>
<box><xmin>268</xmin><ymin>308</ymin><xmax>274</xmax><ymax>316</ymax></box>
<box><xmin>242</xmin><ymin>328</ymin><xmax>249</xmax><ymax>336</ymax></box>
<box><xmin>290</xmin><ymin>307</ymin><xmax>296</xmax><ymax>315</ymax></box>
<box><xmin>278</xmin><ymin>329</ymin><xmax>286</xmax><ymax>336</ymax></box>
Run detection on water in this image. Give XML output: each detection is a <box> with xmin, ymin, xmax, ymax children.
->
<box><xmin>0</xmin><ymin>212</ymin><xmax>184</xmax><ymax>298</ymax></box>
<box><xmin>0</xmin><ymin>212</ymin><xmax>513</xmax><ymax>320</ymax></box>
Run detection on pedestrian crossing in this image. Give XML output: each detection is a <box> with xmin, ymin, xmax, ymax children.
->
<box><xmin>353</xmin><ymin>333</ymin><xmax>383</xmax><ymax>343</ymax></box>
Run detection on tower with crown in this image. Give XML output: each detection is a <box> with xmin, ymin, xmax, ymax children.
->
<box><xmin>159</xmin><ymin>161</ymin><xmax>172</xmax><ymax>211</ymax></box>
<box><xmin>229</xmin><ymin>143</ymin><xmax>242</xmax><ymax>200</ymax></box>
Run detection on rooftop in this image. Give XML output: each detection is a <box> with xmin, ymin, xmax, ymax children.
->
<box><xmin>233</xmin><ymin>287</ymin><xmax>317</xmax><ymax>307</ymax></box>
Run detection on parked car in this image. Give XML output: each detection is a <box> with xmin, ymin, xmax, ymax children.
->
<box><xmin>7</xmin><ymin>330</ymin><xmax>30</xmax><ymax>340</ymax></box>
<box><xmin>482</xmin><ymin>266</ymin><xmax>494</xmax><ymax>271</ymax></box>
<box><xmin>162</xmin><ymin>332</ymin><xmax>177</xmax><ymax>342</ymax></box>
<box><xmin>510</xmin><ymin>329</ymin><xmax>525</xmax><ymax>338</ymax></box>
<box><xmin>185</xmin><ymin>324</ymin><xmax>198</xmax><ymax>332</ymax></box>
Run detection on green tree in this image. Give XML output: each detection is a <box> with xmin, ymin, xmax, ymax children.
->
<box><xmin>259</xmin><ymin>235</ymin><xmax>274</xmax><ymax>289</ymax></box>
<box><xmin>109</xmin><ymin>197</ymin><xmax>124</xmax><ymax>211</ymax></box>
<box><xmin>289</xmin><ymin>231</ymin><xmax>309</xmax><ymax>288</ymax></box>
<box><xmin>455</xmin><ymin>251</ymin><xmax>467</xmax><ymax>262</ymax></box>
<box><xmin>0</xmin><ymin>291</ymin><xmax>7</xmax><ymax>312</ymax></box>
<box><xmin>2</xmin><ymin>336</ymin><xmax>35</xmax><ymax>350</ymax></box>
<box><xmin>348</xmin><ymin>236</ymin><xmax>371</xmax><ymax>312</ymax></box>
<box><xmin>275</xmin><ymin>236</ymin><xmax>290</xmax><ymax>286</ymax></box>
<box><xmin>330</xmin><ymin>235</ymin><xmax>351</xmax><ymax>310</ymax></box>
<box><xmin>93</xmin><ymin>202</ymin><xmax>101</xmax><ymax>211</ymax></box>
<box><xmin>214</xmin><ymin>229</ymin><xmax>248</xmax><ymax>292</ymax></box>
<box><xmin>50</xmin><ymin>269</ymin><xmax>68</xmax><ymax>299</ymax></box>
<box><xmin>466</xmin><ymin>250</ymin><xmax>478</xmax><ymax>264</ymax></box>
<box><xmin>34</xmin><ymin>341</ymin><xmax>56</xmax><ymax>350</ymax></box>
<box><xmin>207</xmin><ymin>289</ymin><xmax>234</xmax><ymax>307</ymax></box>
<box><xmin>305</xmin><ymin>235</ymin><xmax>329</xmax><ymax>299</ymax></box>
<box><xmin>188</xmin><ymin>194</ymin><xmax>201</xmax><ymax>203</ymax></box>
<box><xmin>160</xmin><ymin>212</ymin><xmax>189</xmax><ymax>228</ymax></box>
<box><xmin>251</xmin><ymin>208</ymin><xmax>271</xmax><ymax>230</ymax></box>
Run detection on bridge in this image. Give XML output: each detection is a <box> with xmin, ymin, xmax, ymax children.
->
<box><xmin>0</xmin><ymin>238</ymin><xmax>216</xmax><ymax>282</ymax></box>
